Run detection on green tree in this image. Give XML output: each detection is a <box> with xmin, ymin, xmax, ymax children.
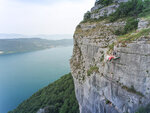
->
<box><xmin>124</xmin><ymin>18</ymin><xmax>139</xmax><ymax>34</ymax></box>
<box><xmin>84</xmin><ymin>11</ymin><xmax>91</xmax><ymax>21</ymax></box>
<box><xmin>97</xmin><ymin>0</ymin><xmax>114</xmax><ymax>6</ymax></box>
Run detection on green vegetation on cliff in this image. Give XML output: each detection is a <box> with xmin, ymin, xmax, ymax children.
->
<box><xmin>87</xmin><ymin>66</ymin><xmax>99</xmax><ymax>76</ymax></box>
<box><xmin>83</xmin><ymin>0</ymin><xmax>150</xmax><ymax>25</ymax></box>
<box><xmin>96</xmin><ymin>0</ymin><xmax>114</xmax><ymax>6</ymax></box>
<box><xmin>9</xmin><ymin>73</ymin><xmax>79</xmax><ymax>113</ymax></box>
<box><xmin>84</xmin><ymin>11</ymin><xmax>91</xmax><ymax>21</ymax></box>
<box><xmin>117</xmin><ymin>28</ymin><xmax>150</xmax><ymax>43</ymax></box>
<box><xmin>136</xmin><ymin>104</ymin><xmax>150</xmax><ymax>113</ymax></box>
<box><xmin>109</xmin><ymin>0</ymin><xmax>150</xmax><ymax>22</ymax></box>
<box><xmin>114</xmin><ymin>17</ymin><xmax>139</xmax><ymax>35</ymax></box>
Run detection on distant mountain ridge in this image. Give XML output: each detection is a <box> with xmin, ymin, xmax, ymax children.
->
<box><xmin>0</xmin><ymin>33</ymin><xmax>73</xmax><ymax>40</ymax></box>
<box><xmin>0</xmin><ymin>38</ymin><xmax>73</xmax><ymax>55</ymax></box>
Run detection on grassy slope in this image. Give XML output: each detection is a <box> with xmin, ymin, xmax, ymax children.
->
<box><xmin>9</xmin><ymin>73</ymin><xmax>79</xmax><ymax>113</ymax></box>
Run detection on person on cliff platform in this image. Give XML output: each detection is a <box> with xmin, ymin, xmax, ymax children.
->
<box><xmin>106</xmin><ymin>51</ymin><xmax>120</xmax><ymax>62</ymax></box>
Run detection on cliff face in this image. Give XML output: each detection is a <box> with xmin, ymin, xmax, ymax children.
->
<box><xmin>70</xmin><ymin>1</ymin><xmax>150</xmax><ymax>113</ymax></box>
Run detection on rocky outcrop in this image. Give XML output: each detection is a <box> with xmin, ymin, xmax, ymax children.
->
<box><xmin>91</xmin><ymin>4</ymin><xmax>119</xmax><ymax>19</ymax></box>
<box><xmin>138</xmin><ymin>19</ymin><xmax>150</xmax><ymax>30</ymax></box>
<box><xmin>37</xmin><ymin>107</ymin><xmax>50</xmax><ymax>113</ymax></box>
<box><xmin>70</xmin><ymin>1</ymin><xmax>150</xmax><ymax>113</ymax></box>
<box><xmin>91</xmin><ymin>0</ymin><xmax>129</xmax><ymax>19</ymax></box>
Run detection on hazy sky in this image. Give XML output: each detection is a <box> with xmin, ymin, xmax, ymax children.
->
<box><xmin>0</xmin><ymin>0</ymin><xmax>95</xmax><ymax>35</ymax></box>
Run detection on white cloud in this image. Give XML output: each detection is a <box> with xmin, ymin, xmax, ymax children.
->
<box><xmin>0</xmin><ymin>0</ymin><xmax>95</xmax><ymax>35</ymax></box>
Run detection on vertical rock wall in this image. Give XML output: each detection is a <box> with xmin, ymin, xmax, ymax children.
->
<box><xmin>70</xmin><ymin>5</ymin><xmax>150</xmax><ymax>112</ymax></box>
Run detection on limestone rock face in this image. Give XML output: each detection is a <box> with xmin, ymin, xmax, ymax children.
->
<box><xmin>91</xmin><ymin>0</ymin><xmax>129</xmax><ymax>19</ymax></box>
<box><xmin>37</xmin><ymin>107</ymin><xmax>50</xmax><ymax>113</ymax></box>
<box><xmin>37</xmin><ymin>109</ymin><xmax>45</xmax><ymax>113</ymax></box>
<box><xmin>70</xmin><ymin>3</ymin><xmax>150</xmax><ymax>112</ymax></box>
<box><xmin>91</xmin><ymin>4</ymin><xmax>119</xmax><ymax>19</ymax></box>
<box><xmin>138</xmin><ymin>19</ymin><xmax>150</xmax><ymax>30</ymax></box>
<box><xmin>115</xmin><ymin>0</ymin><xmax>129</xmax><ymax>3</ymax></box>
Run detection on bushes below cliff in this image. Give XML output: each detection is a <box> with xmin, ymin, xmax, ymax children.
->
<box><xmin>9</xmin><ymin>73</ymin><xmax>79</xmax><ymax>113</ymax></box>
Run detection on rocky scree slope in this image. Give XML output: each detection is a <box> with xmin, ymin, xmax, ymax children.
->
<box><xmin>70</xmin><ymin>0</ymin><xmax>150</xmax><ymax>113</ymax></box>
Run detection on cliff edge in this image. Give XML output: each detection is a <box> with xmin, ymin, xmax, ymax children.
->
<box><xmin>70</xmin><ymin>0</ymin><xmax>150</xmax><ymax>113</ymax></box>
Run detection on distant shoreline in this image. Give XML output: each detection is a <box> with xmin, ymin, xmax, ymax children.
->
<box><xmin>0</xmin><ymin>38</ymin><xmax>73</xmax><ymax>56</ymax></box>
<box><xmin>0</xmin><ymin>45</ymin><xmax>73</xmax><ymax>56</ymax></box>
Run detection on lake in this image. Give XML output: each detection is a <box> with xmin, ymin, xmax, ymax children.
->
<box><xmin>0</xmin><ymin>46</ymin><xmax>73</xmax><ymax>113</ymax></box>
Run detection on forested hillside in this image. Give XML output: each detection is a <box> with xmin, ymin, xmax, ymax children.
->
<box><xmin>9</xmin><ymin>73</ymin><xmax>79</xmax><ymax>113</ymax></box>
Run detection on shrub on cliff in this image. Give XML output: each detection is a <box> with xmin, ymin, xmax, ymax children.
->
<box><xmin>110</xmin><ymin>0</ymin><xmax>150</xmax><ymax>22</ymax></box>
<box><xmin>87</xmin><ymin>66</ymin><xmax>99</xmax><ymax>76</ymax></box>
<box><xmin>136</xmin><ymin>104</ymin><xmax>150</xmax><ymax>113</ymax></box>
<box><xmin>124</xmin><ymin>18</ymin><xmax>139</xmax><ymax>33</ymax></box>
<box><xmin>83</xmin><ymin>11</ymin><xmax>91</xmax><ymax>21</ymax></box>
<box><xmin>9</xmin><ymin>73</ymin><xmax>79</xmax><ymax>113</ymax></box>
<box><xmin>97</xmin><ymin>0</ymin><xmax>114</xmax><ymax>6</ymax></box>
<box><xmin>115</xmin><ymin>17</ymin><xmax>139</xmax><ymax>35</ymax></box>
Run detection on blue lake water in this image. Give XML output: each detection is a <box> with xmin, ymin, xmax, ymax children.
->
<box><xmin>0</xmin><ymin>46</ymin><xmax>73</xmax><ymax>113</ymax></box>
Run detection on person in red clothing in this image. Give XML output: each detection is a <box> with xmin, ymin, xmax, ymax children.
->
<box><xmin>108</xmin><ymin>56</ymin><xmax>115</xmax><ymax>61</ymax></box>
<box><xmin>106</xmin><ymin>51</ymin><xmax>120</xmax><ymax>62</ymax></box>
<box><xmin>106</xmin><ymin>55</ymin><xmax>115</xmax><ymax>61</ymax></box>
